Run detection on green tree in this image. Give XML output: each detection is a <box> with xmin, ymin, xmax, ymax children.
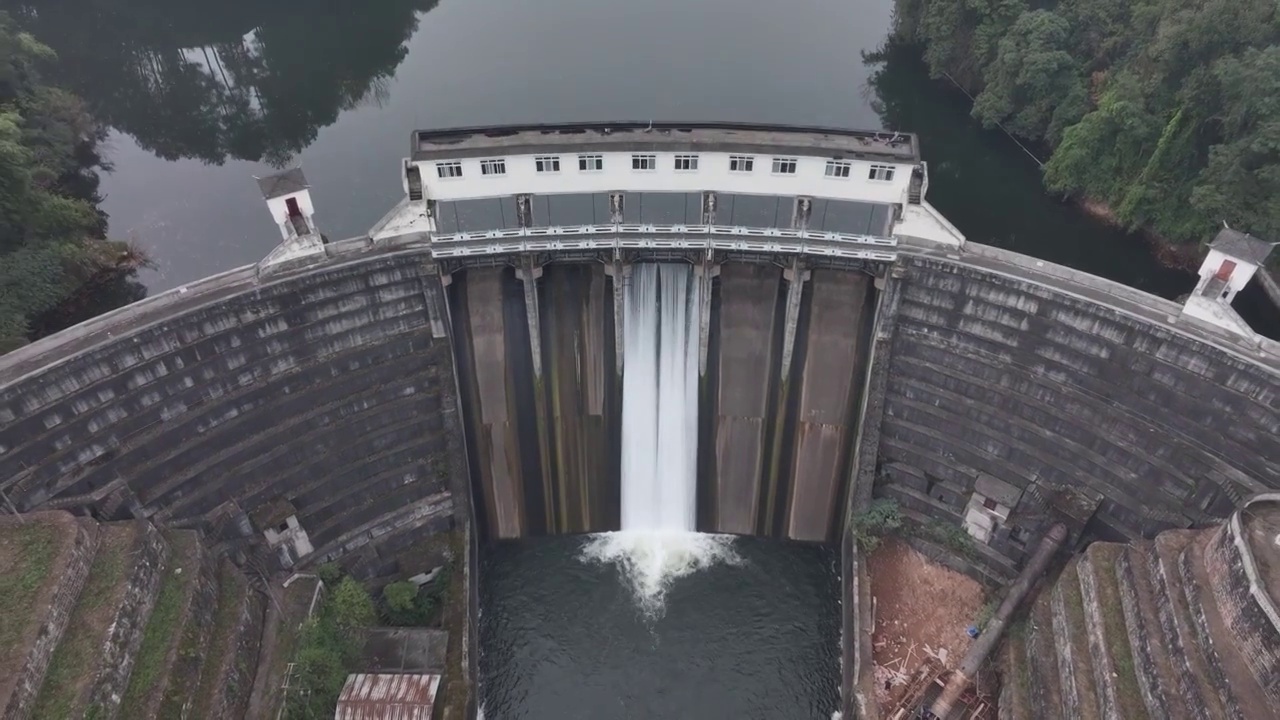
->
<box><xmin>1191</xmin><ymin>47</ymin><xmax>1280</xmax><ymax>242</ymax></box>
<box><xmin>971</xmin><ymin>10</ymin><xmax>1089</xmax><ymax>142</ymax></box>
<box><xmin>0</xmin><ymin>12</ymin><xmax>145</xmax><ymax>352</ymax></box>
<box><xmin>328</xmin><ymin>576</ymin><xmax>377</xmax><ymax>631</ymax></box>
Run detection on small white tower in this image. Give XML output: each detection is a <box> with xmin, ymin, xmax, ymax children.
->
<box><xmin>255</xmin><ymin>168</ymin><xmax>326</xmax><ymax>269</ymax></box>
<box><xmin>1182</xmin><ymin>227</ymin><xmax>1276</xmax><ymax>335</ymax></box>
<box><xmin>256</xmin><ymin>168</ymin><xmax>319</xmax><ymax>240</ymax></box>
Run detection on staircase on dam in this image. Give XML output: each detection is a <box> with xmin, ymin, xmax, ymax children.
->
<box><xmin>999</xmin><ymin>495</ymin><xmax>1280</xmax><ymax>720</ymax></box>
<box><xmin>0</xmin><ymin>511</ymin><xmax>264</xmax><ymax>720</ymax></box>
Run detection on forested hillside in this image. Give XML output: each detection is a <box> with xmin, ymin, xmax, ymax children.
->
<box><xmin>894</xmin><ymin>0</ymin><xmax>1280</xmax><ymax>252</ymax></box>
<box><xmin>0</xmin><ymin>12</ymin><xmax>145</xmax><ymax>353</ymax></box>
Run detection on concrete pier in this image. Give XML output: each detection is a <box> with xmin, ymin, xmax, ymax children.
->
<box><xmin>606</xmin><ymin>260</ymin><xmax>628</xmax><ymax>376</ymax></box>
<box><xmin>780</xmin><ymin>259</ymin><xmax>811</xmax><ymax>378</ymax></box>
<box><xmin>695</xmin><ymin>260</ymin><xmax>719</xmax><ymax>376</ymax></box>
<box><xmin>785</xmin><ymin>270</ymin><xmax>872</xmax><ymax>541</ymax></box>
<box><xmin>459</xmin><ymin>268</ymin><xmax>525</xmax><ymax>539</ymax></box>
<box><xmin>537</xmin><ymin>264</ymin><xmax>617</xmax><ymax>532</ymax></box>
<box><xmin>516</xmin><ymin>258</ymin><xmax>543</xmax><ymax>378</ymax></box>
<box><xmin>711</xmin><ymin>264</ymin><xmax>782</xmax><ymax>534</ymax></box>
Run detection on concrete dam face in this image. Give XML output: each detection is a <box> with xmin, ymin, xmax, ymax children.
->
<box><xmin>448</xmin><ymin>260</ymin><xmax>877</xmax><ymax>542</ymax></box>
<box><xmin>2</xmin><ymin>241</ymin><xmax>1276</xmax><ymax>581</ymax></box>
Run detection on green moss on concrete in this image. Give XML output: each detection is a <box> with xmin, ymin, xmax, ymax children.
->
<box><xmin>1088</xmin><ymin>545</ymin><xmax>1145</xmax><ymax>718</ymax></box>
<box><xmin>31</xmin><ymin>526</ymin><xmax>134</xmax><ymax>720</ymax></box>
<box><xmin>117</xmin><ymin>533</ymin><xmax>199</xmax><ymax>718</ymax></box>
<box><xmin>0</xmin><ymin>522</ymin><xmax>59</xmax><ymax>653</ymax></box>
<box><xmin>189</xmin><ymin>563</ymin><xmax>249</xmax><ymax>719</ymax></box>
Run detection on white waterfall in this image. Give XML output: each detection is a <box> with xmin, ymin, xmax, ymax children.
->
<box><xmin>620</xmin><ymin>263</ymin><xmax>700</xmax><ymax>530</ymax></box>
<box><xmin>582</xmin><ymin>263</ymin><xmax>737</xmax><ymax>616</ymax></box>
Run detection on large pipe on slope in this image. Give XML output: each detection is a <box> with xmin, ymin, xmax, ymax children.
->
<box><xmin>927</xmin><ymin>522</ymin><xmax>1068</xmax><ymax>719</ymax></box>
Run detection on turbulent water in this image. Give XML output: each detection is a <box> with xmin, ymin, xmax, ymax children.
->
<box><xmin>481</xmin><ymin>536</ymin><xmax>841</xmax><ymax>720</ymax></box>
<box><xmin>582</xmin><ymin>263</ymin><xmax>737</xmax><ymax>616</ymax></box>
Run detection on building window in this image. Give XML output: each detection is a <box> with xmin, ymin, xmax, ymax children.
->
<box><xmin>825</xmin><ymin>160</ymin><xmax>852</xmax><ymax>178</ymax></box>
<box><xmin>436</xmin><ymin>162</ymin><xmax>463</xmax><ymax>179</ymax></box>
<box><xmin>674</xmin><ymin>154</ymin><xmax>699</xmax><ymax>171</ymax></box>
<box><xmin>480</xmin><ymin>159</ymin><xmax>506</xmax><ymax>176</ymax></box>
<box><xmin>729</xmin><ymin>155</ymin><xmax>754</xmax><ymax>173</ymax></box>
<box><xmin>579</xmin><ymin>154</ymin><xmax>604</xmax><ymax>172</ymax></box>
<box><xmin>632</xmin><ymin>154</ymin><xmax>657</xmax><ymax>171</ymax></box>
<box><xmin>869</xmin><ymin>164</ymin><xmax>895</xmax><ymax>181</ymax></box>
<box><xmin>535</xmin><ymin>156</ymin><xmax>561</xmax><ymax>173</ymax></box>
<box><xmin>771</xmin><ymin>157</ymin><xmax>798</xmax><ymax>175</ymax></box>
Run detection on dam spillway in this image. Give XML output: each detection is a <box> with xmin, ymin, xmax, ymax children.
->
<box><xmin>620</xmin><ymin>263</ymin><xmax>701</xmax><ymax>532</ymax></box>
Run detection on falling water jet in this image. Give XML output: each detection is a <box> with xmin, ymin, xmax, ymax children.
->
<box><xmin>582</xmin><ymin>263</ymin><xmax>737</xmax><ymax>617</ymax></box>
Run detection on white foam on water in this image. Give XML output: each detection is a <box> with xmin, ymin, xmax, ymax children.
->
<box><xmin>581</xmin><ymin>530</ymin><xmax>739</xmax><ymax>618</ymax></box>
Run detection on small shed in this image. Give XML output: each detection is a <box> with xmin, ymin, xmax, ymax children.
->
<box><xmin>335</xmin><ymin>673</ymin><xmax>440</xmax><ymax>720</ymax></box>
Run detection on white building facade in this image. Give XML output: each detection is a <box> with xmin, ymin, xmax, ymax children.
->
<box><xmin>369</xmin><ymin>121</ymin><xmax>965</xmax><ymax>256</ymax></box>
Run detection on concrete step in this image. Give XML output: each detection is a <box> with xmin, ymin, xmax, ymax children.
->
<box><xmin>155</xmin><ymin>544</ymin><xmax>226</xmax><ymax>719</ymax></box>
<box><xmin>1180</xmin><ymin>530</ymin><xmax>1275</xmax><ymax>720</ymax></box>
<box><xmin>30</xmin><ymin>520</ymin><xmax>168</xmax><ymax>720</ymax></box>
<box><xmin>1114</xmin><ymin>542</ymin><xmax>1199</xmax><ymax>720</ymax></box>
<box><xmin>1151</xmin><ymin>530</ymin><xmax>1235</xmax><ymax>719</ymax></box>
<box><xmin>115</xmin><ymin>530</ymin><xmax>209</xmax><ymax>719</ymax></box>
<box><xmin>189</xmin><ymin>560</ymin><xmax>266</xmax><ymax>720</ymax></box>
<box><xmin>1050</xmin><ymin>559</ymin><xmax>1101</xmax><ymax>720</ymax></box>
<box><xmin>1209</xmin><ymin>508</ymin><xmax>1280</xmax><ymax>704</ymax></box>
<box><xmin>1024</xmin><ymin>589</ymin><xmax>1065</xmax><ymax>720</ymax></box>
<box><xmin>1078</xmin><ymin>543</ymin><xmax>1148</xmax><ymax>720</ymax></box>
<box><xmin>0</xmin><ymin>512</ymin><xmax>99</xmax><ymax>720</ymax></box>
<box><xmin>998</xmin><ymin>620</ymin><xmax>1033</xmax><ymax>720</ymax></box>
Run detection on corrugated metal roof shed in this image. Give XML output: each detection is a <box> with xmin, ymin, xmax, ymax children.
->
<box><xmin>334</xmin><ymin>673</ymin><xmax>440</xmax><ymax>720</ymax></box>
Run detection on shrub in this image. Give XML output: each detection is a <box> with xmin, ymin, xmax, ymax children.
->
<box><xmin>851</xmin><ymin>498</ymin><xmax>903</xmax><ymax>553</ymax></box>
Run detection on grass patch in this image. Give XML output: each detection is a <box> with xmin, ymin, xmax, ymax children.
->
<box><xmin>117</xmin><ymin>535</ymin><xmax>198</xmax><ymax>718</ymax></box>
<box><xmin>31</xmin><ymin>529</ymin><xmax>131</xmax><ymax>720</ymax></box>
<box><xmin>0</xmin><ymin>524</ymin><xmax>60</xmax><ymax>652</ymax></box>
<box><xmin>189</xmin><ymin>565</ymin><xmax>248</xmax><ymax>718</ymax></box>
<box><xmin>1090</xmin><ymin>547</ymin><xmax>1144</xmax><ymax>716</ymax></box>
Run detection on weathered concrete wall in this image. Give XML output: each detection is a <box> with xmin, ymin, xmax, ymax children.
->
<box><xmin>86</xmin><ymin>521</ymin><xmax>169</xmax><ymax>720</ymax></box>
<box><xmin>875</xmin><ymin>251</ymin><xmax>1280</xmax><ymax>575</ymax></box>
<box><xmin>0</xmin><ymin>248</ymin><xmax>464</xmax><ymax>577</ymax></box>
<box><xmin>536</xmin><ymin>263</ymin><xmax>619</xmax><ymax>533</ymax></box>
<box><xmin>1206</xmin><ymin>495</ymin><xmax>1280</xmax><ymax>704</ymax></box>
<box><xmin>449</xmin><ymin>267</ymin><xmax>537</xmax><ymax>539</ymax></box>
<box><xmin>785</xmin><ymin>270</ymin><xmax>874</xmax><ymax>541</ymax></box>
<box><xmin>710</xmin><ymin>263</ymin><xmax>783</xmax><ymax>534</ymax></box>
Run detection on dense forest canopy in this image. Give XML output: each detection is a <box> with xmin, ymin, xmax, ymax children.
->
<box><xmin>0</xmin><ymin>12</ymin><xmax>144</xmax><ymax>353</ymax></box>
<box><xmin>894</xmin><ymin>0</ymin><xmax>1280</xmax><ymax>250</ymax></box>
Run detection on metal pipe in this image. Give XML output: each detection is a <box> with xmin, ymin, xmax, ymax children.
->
<box><xmin>927</xmin><ymin>522</ymin><xmax>1068</xmax><ymax>719</ymax></box>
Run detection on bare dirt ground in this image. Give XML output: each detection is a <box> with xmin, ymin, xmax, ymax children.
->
<box><xmin>867</xmin><ymin>538</ymin><xmax>988</xmax><ymax>710</ymax></box>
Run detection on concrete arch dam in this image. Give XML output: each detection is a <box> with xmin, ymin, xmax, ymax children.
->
<box><xmin>0</xmin><ymin>239</ymin><xmax>1277</xmax><ymax>584</ymax></box>
<box><xmin>448</xmin><ymin>258</ymin><xmax>878</xmax><ymax>541</ymax></box>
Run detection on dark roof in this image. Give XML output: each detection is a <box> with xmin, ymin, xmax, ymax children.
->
<box><xmin>255</xmin><ymin>168</ymin><xmax>309</xmax><ymax>200</ymax></box>
<box><xmin>1210</xmin><ymin>228</ymin><xmax>1275</xmax><ymax>265</ymax></box>
<box><xmin>412</xmin><ymin>121</ymin><xmax>920</xmax><ymax>164</ymax></box>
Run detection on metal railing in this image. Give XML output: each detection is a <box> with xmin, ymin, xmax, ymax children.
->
<box><xmin>429</xmin><ymin>223</ymin><xmax>898</xmax><ymax>261</ymax></box>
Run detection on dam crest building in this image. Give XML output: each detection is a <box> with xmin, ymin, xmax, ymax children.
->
<box><xmin>0</xmin><ymin>122</ymin><xmax>1277</xmax><ymax>718</ymax></box>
